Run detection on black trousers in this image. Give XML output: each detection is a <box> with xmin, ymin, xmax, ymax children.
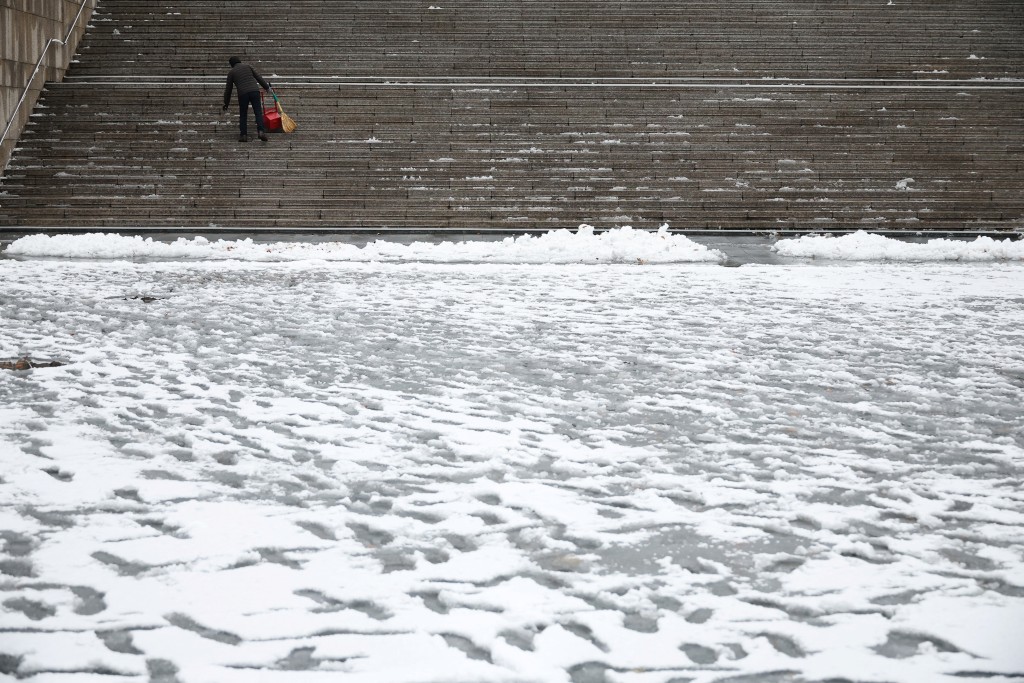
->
<box><xmin>238</xmin><ymin>90</ymin><xmax>265</xmax><ymax>135</ymax></box>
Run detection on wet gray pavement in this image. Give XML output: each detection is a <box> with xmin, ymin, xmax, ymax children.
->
<box><xmin>1</xmin><ymin>239</ymin><xmax>1023</xmax><ymax>682</ymax></box>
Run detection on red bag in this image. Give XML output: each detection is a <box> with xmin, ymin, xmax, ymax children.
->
<box><xmin>261</xmin><ymin>92</ymin><xmax>281</xmax><ymax>132</ymax></box>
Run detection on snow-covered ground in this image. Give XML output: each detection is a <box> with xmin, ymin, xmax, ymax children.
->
<box><xmin>5</xmin><ymin>227</ymin><xmax>1024</xmax><ymax>263</ymax></box>
<box><xmin>1</xmin><ymin>228</ymin><xmax>1023</xmax><ymax>683</ymax></box>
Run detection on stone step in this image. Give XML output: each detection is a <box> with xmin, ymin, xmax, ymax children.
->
<box><xmin>67</xmin><ymin>0</ymin><xmax>1024</xmax><ymax>80</ymax></box>
<box><xmin>3</xmin><ymin>0</ymin><xmax>1022</xmax><ymax>230</ymax></box>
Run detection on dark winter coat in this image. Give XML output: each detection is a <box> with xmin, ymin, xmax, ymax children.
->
<box><xmin>224</xmin><ymin>63</ymin><xmax>271</xmax><ymax>106</ymax></box>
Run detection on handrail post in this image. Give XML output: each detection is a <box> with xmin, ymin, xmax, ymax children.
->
<box><xmin>1</xmin><ymin>0</ymin><xmax>96</xmax><ymax>172</ymax></box>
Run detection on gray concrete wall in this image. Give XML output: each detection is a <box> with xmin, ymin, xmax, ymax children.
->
<box><xmin>1</xmin><ymin>0</ymin><xmax>96</xmax><ymax>171</ymax></box>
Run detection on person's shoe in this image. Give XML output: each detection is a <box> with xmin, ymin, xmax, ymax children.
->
<box><xmin>238</xmin><ymin>134</ymin><xmax>248</xmax><ymax>142</ymax></box>
<box><xmin>258</xmin><ymin>133</ymin><xmax>269</xmax><ymax>142</ymax></box>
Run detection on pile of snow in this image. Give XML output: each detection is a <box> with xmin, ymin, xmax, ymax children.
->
<box><xmin>3</xmin><ymin>225</ymin><xmax>725</xmax><ymax>264</ymax></box>
<box><xmin>774</xmin><ymin>230</ymin><xmax>1024</xmax><ymax>261</ymax></box>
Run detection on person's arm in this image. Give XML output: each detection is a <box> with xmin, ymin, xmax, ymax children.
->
<box><xmin>223</xmin><ymin>74</ymin><xmax>234</xmax><ymax>109</ymax></box>
<box><xmin>252</xmin><ymin>67</ymin><xmax>272</xmax><ymax>92</ymax></box>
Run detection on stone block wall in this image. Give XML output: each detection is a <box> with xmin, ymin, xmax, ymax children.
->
<box><xmin>1</xmin><ymin>0</ymin><xmax>96</xmax><ymax>170</ymax></box>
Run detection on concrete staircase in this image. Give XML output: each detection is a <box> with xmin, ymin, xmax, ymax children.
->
<box><xmin>2</xmin><ymin>0</ymin><xmax>1023</xmax><ymax>232</ymax></box>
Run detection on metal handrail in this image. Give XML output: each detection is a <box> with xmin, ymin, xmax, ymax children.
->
<box><xmin>0</xmin><ymin>0</ymin><xmax>94</xmax><ymax>149</ymax></box>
